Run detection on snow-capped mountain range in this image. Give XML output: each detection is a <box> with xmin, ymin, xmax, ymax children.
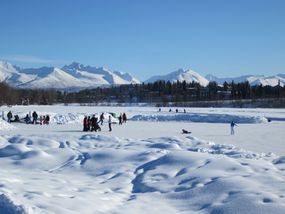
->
<box><xmin>0</xmin><ymin>60</ymin><xmax>284</xmax><ymax>89</ymax></box>
<box><xmin>0</xmin><ymin>61</ymin><xmax>140</xmax><ymax>89</ymax></box>
<box><xmin>205</xmin><ymin>74</ymin><xmax>285</xmax><ymax>87</ymax></box>
<box><xmin>146</xmin><ymin>69</ymin><xmax>285</xmax><ymax>87</ymax></box>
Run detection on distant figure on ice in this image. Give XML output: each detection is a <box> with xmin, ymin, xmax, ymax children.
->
<box><xmin>45</xmin><ymin>115</ymin><xmax>50</xmax><ymax>125</ymax></box>
<box><xmin>182</xmin><ymin>129</ymin><xmax>191</xmax><ymax>134</ymax></box>
<box><xmin>122</xmin><ymin>113</ymin><xmax>127</xmax><ymax>123</ymax></box>
<box><xmin>169</xmin><ymin>109</ymin><xmax>172</xmax><ymax>112</ymax></box>
<box><xmin>90</xmin><ymin>115</ymin><xmax>101</xmax><ymax>132</ymax></box>
<box><xmin>108</xmin><ymin>115</ymin><xmax>112</xmax><ymax>131</ymax></box>
<box><xmin>39</xmin><ymin>116</ymin><xmax>43</xmax><ymax>125</ymax></box>
<box><xmin>99</xmin><ymin>113</ymin><xmax>104</xmax><ymax>125</ymax></box>
<box><xmin>7</xmin><ymin>111</ymin><xmax>13</xmax><ymax>123</ymax></box>
<box><xmin>87</xmin><ymin>116</ymin><xmax>91</xmax><ymax>131</ymax></box>
<box><xmin>230</xmin><ymin>121</ymin><xmax>237</xmax><ymax>135</ymax></box>
<box><xmin>24</xmin><ymin>114</ymin><xmax>31</xmax><ymax>124</ymax></box>
<box><xmin>184</xmin><ymin>109</ymin><xmax>186</xmax><ymax>113</ymax></box>
<box><xmin>118</xmin><ymin>114</ymin><xmax>123</xmax><ymax>125</ymax></box>
<box><xmin>12</xmin><ymin>115</ymin><xmax>20</xmax><ymax>122</ymax></box>
<box><xmin>176</xmin><ymin>109</ymin><xmax>178</xmax><ymax>113</ymax></box>
<box><xmin>32</xmin><ymin>111</ymin><xmax>38</xmax><ymax>124</ymax></box>
<box><xmin>158</xmin><ymin>108</ymin><xmax>161</xmax><ymax>112</ymax></box>
<box><xmin>83</xmin><ymin>116</ymin><xmax>88</xmax><ymax>131</ymax></box>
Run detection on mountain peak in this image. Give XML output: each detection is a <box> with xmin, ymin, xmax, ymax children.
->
<box><xmin>62</xmin><ymin>62</ymin><xmax>83</xmax><ymax>71</ymax></box>
<box><xmin>145</xmin><ymin>68</ymin><xmax>209</xmax><ymax>87</ymax></box>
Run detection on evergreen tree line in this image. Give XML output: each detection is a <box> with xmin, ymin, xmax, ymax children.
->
<box><xmin>0</xmin><ymin>80</ymin><xmax>284</xmax><ymax>106</ymax></box>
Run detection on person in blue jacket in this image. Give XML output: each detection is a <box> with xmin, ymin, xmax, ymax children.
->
<box><xmin>230</xmin><ymin>121</ymin><xmax>237</xmax><ymax>135</ymax></box>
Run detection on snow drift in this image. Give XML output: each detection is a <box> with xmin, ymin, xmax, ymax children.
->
<box><xmin>130</xmin><ymin>113</ymin><xmax>268</xmax><ymax>124</ymax></box>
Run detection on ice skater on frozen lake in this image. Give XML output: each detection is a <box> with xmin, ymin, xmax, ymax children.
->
<box><xmin>230</xmin><ymin>121</ymin><xmax>238</xmax><ymax>135</ymax></box>
<box><xmin>108</xmin><ymin>115</ymin><xmax>112</xmax><ymax>131</ymax></box>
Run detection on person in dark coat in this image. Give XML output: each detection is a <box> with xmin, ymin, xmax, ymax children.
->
<box><xmin>13</xmin><ymin>115</ymin><xmax>20</xmax><ymax>122</ymax></box>
<box><xmin>122</xmin><ymin>113</ymin><xmax>127</xmax><ymax>123</ymax></box>
<box><xmin>90</xmin><ymin>115</ymin><xmax>98</xmax><ymax>131</ymax></box>
<box><xmin>83</xmin><ymin>116</ymin><xmax>88</xmax><ymax>131</ymax></box>
<box><xmin>32</xmin><ymin>111</ymin><xmax>38</xmax><ymax>124</ymax></box>
<box><xmin>108</xmin><ymin>115</ymin><xmax>112</xmax><ymax>131</ymax></box>
<box><xmin>118</xmin><ymin>114</ymin><xmax>122</xmax><ymax>125</ymax></box>
<box><xmin>24</xmin><ymin>114</ymin><xmax>31</xmax><ymax>124</ymax></box>
<box><xmin>7</xmin><ymin>111</ymin><xmax>13</xmax><ymax>123</ymax></box>
<box><xmin>99</xmin><ymin>113</ymin><xmax>104</xmax><ymax>125</ymax></box>
<box><xmin>45</xmin><ymin>115</ymin><xmax>50</xmax><ymax>125</ymax></box>
<box><xmin>87</xmin><ymin>116</ymin><xmax>91</xmax><ymax>131</ymax></box>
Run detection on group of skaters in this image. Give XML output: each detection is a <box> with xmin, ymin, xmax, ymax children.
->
<box><xmin>5</xmin><ymin>110</ymin><xmax>50</xmax><ymax>125</ymax></box>
<box><xmin>83</xmin><ymin>112</ymin><xmax>127</xmax><ymax>132</ymax></box>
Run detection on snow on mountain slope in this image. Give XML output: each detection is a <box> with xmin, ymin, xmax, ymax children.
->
<box><xmin>145</xmin><ymin>68</ymin><xmax>210</xmax><ymax>87</ymax></box>
<box><xmin>20</xmin><ymin>67</ymin><xmax>84</xmax><ymax>89</ymax></box>
<box><xmin>206</xmin><ymin>74</ymin><xmax>285</xmax><ymax>87</ymax></box>
<box><xmin>0</xmin><ymin>61</ymin><xmax>141</xmax><ymax>89</ymax></box>
<box><xmin>62</xmin><ymin>62</ymin><xmax>140</xmax><ymax>85</ymax></box>
<box><xmin>0</xmin><ymin>61</ymin><xmax>34</xmax><ymax>86</ymax></box>
<box><xmin>114</xmin><ymin>71</ymin><xmax>140</xmax><ymax>84</ymax></box>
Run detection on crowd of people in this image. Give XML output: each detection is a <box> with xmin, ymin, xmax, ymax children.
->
<box><xmin>3</xmin><ymin>109</ymin><xmax>239</xmax><ymax>135</ymax></box>
<box><xmin>83</xmin><ymin>112</ymin><xmax>127</xmax><ymax>132</ymax></box>
<box><xmin>5</xmin><ymin>110</ymin><xmax>50</xmax><ymax>125</ymax></box>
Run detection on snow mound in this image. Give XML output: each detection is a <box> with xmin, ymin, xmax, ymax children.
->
<box><xmin>0</xmin><ymin>194</ymin><xmax>28</xmax><ymax>214</ymax></box>
<box><xmin>0</xmin><ymin>132</ymin><xmax>284</xmax><ymax>213</ymax></box>
<box><xmin>0</xmin><ymin>119</ymin><xmax>16</xmax><ymax>131</ymax></box>
<box><xmin>131</xmin><ymin>113</ymin><xmax>268</xmax><ymax>124</ymax></box>
<box><xmin>52</xmin><ymin>112</ymin><xmax>118</xmax><ymax>124</ymax></box>
<box><xmin>53</xmin><ymin>113</ymin><xmax>84</xmax><ymax>124</ymax></box>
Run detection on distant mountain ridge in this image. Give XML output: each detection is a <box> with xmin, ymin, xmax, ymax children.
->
<box><xmin>1</xmin><ymin>60</ymin><xmax>284</xmax><ymax>89</ymax></box>
<box><xmin>145</xmin><ymin>69</ymin><xmax>285</xmax><ymax>87</ymax></box>
<box><xmin>0</xmin><ymin>61</ymin><xmax>140</xmax><ymax>89</ymax></box>
<box><xmin>205</xmin><ymin>74</ymin><xmax>285</xmax><ymax>87</ymax></box>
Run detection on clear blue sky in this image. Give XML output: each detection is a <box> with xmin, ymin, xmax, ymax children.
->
<box><xmin>0</xmin><ymin>0</ymin><xmax>284</xmax><ymax>80</ymax></box>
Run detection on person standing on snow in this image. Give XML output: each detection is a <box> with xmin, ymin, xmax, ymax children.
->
<box><xmin>32</xmin><ymin>111</ymin><xmax>38</xmax><ymax>124</ymax></box>
<box><xmin>118</xmin><ymin>114</ymin><xmax>123</xmax><ymax>125</ymax></box>
<box><xmin>230</xmin><ymin>121</ymin><xmax>237</xmax><ymax>135</ymax></box>
<box><xmin>108</xmin><ymin>115</ymin><xmax>112</xmax><ymax>131</ymax></box>
<box><xmin>7</xmin><ymin>111</ymin><xmax>13</xmax><ymax>123</ymax></box>
<box><xmin>122</xmin><ymin>113</ymin><xmax>127</xmax><ymax>123</ymax></box>
<box><xmin>99</xmin><ymin>113</ymin><xmax>104</xmax><ymax>125</ymax></box>
<box><xmin>83</xmin><ymin>116</ymin><xmax>88</xmax><ymax>131</ymax></box>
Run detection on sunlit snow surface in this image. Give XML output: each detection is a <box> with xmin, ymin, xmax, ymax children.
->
<box><xmin>0</xmin><ymin>105</ymin><xmax>285</xmax><ymax>214</ymax></box>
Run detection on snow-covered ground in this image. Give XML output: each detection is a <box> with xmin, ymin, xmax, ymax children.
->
<box><xmin>0</xmin><ymin>105</ymin><xmax>285</xmax><ymax>213</ymax></box>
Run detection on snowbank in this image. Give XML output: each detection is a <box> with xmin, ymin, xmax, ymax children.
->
<box><xmin>52</xmin><ymin>112</ymin><xmax>118</xmax><ymax>124</ymax></box>
<box><xmin>0</xmin><ymin>134</ymin><xmax>284</xmax><ymax>213</ymax></box>
<box><xmin>0</xmin><ymin>119</ymin><xmax>16</xmax><ymax>131</ymax></box>
<box><xmin>131</xmin><ymin>113</ymin><xmax>268</xmax><ymax>123</ymax></box>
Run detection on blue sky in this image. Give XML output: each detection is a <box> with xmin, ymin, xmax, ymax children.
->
<box><xmin>0</xmin><ymin>0</ymin><xmax>284</xmax><ymax>80</ymax></box>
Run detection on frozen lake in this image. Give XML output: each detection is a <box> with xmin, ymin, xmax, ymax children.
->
<box><xmin>0</xmin><ymin>105</ymin><xmax>285</xmax><ymax>213</ymax></box>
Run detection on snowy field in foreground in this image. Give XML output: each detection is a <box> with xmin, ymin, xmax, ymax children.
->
<box><xmin>0</xmin><ymin>105</ymin><xmax>285</xmax><ymax>213</ymax></box>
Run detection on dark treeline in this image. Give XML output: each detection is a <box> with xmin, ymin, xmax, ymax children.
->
<box><xmin>0</xmin><ymin>80</ymin><xmax>285</xmax><ymax>106</ymax></box>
